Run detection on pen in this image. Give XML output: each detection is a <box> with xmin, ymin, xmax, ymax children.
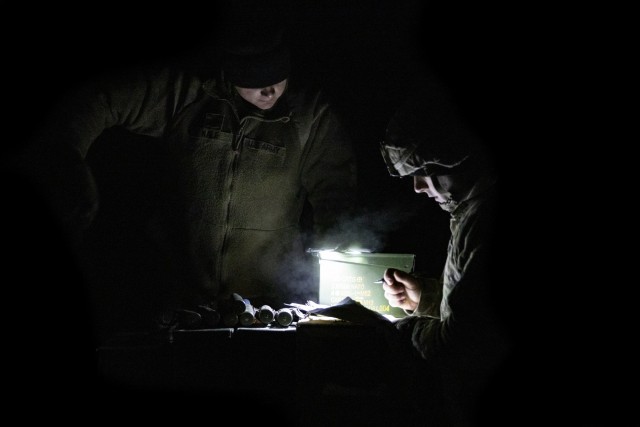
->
<box><xmin>373</xmin><ymin>277</ymin><xmax>385</xmax><ymax>284</ymax></box>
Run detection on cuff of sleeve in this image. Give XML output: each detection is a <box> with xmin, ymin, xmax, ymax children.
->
<box><xmin>414</xmin><ymin>277</ymin><xmax>442</xmax><ymax>318</ymax></box>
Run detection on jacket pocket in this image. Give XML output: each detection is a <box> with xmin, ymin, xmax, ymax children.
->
<box><xmin>242</xmin><ymin>137</ymin><xmax>286</xmax><ymax>168</ymax></box>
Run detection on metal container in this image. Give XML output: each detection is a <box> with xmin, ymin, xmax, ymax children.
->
<box><xmin>316</xmin><ymin>251</ymin><xmax>415</xmax><ymax>318</ymax></box>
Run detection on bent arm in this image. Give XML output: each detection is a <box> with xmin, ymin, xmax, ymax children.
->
<box><xmin>20</xmin><ymin>67</ymin><xmax>203</xmax><ymax>236</ymax></box>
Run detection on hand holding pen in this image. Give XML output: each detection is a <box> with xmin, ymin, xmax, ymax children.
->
<box><xmin>375</xmin><ymin>268</ymin><xmax>422</xmax><ymax>312</ymax></box>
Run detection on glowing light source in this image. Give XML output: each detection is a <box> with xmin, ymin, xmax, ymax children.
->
<box><xmin>316</xmin><ymin>252</ymin><xmax>415</xmax><ymax>319</ymax></box>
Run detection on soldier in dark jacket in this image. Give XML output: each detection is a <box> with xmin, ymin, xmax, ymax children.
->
<box><xmin>19</xmin><ymin>19</ymin><xmax>356</xmax><ymax>340</ymax></box>
<box><xmin>378</xmin><ymin>96</ymin><xmax>511</xmax><ymax>426</ymax></box>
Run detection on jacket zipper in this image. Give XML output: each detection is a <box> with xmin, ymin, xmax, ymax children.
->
<box><xmin>215</xmin><ymin>96</ymin><xmax>291</xmax><ymax>287</ymax></box>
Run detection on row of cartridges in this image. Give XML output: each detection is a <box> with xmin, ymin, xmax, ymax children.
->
<box><xmin>173</xmin><ymin>293</ymin><xmax>306</xmax><ymax>329</ymax></box>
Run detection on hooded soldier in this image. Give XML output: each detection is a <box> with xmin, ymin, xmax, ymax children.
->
<box><xmin>379</xmin><ymin>94</ymin><xmax>510</xmax><ymax>426</ymax></box>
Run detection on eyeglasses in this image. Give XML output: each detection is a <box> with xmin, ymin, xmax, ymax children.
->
<box><xmin>378</xmin><ymin>141</ymin><xmax>402</xmax><ymax>177</ymax></box>
<box><xmin>379</xmin><ymin>141</ymin><xmax>432</xmax><ymax>178</ymax></box>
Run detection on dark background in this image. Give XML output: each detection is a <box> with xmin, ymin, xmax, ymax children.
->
<box><xmin>4</xmin><ymin>0</ymin><xmax>507</xmax><ymax>399</ymax></box>
<box><xmin>6</xmin><ymin>0</ymin><xmax>510</xmax><ymax>308</ymax></box>
<box><xmin>22</xmin><ymin>0</ymin><xmax>513</xmax><ymax>270</ymax></box>
<box><xmin>5</xmin><ymin>0</ymin><xmax>615</xmax><ymax>424</ymax></box>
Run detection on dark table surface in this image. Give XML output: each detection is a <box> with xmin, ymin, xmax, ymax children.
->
<box><xmin>96</xmin><ymin>321</ymin><xmax>423</xmax><ymax>426</ymax></box>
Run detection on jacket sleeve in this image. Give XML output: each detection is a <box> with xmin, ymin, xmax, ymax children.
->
<box><xmin>39</xmin><ymin>66</ymin><xmax>202</xmax><ymax>157</ymax></box>
<box><xmin>407</xmin><ymin>249</ymin><xmax>489</xmax><ymax>362</ymax></box>
<box><xmin>297</xmin><ymin>90</ymin><xmax>358</xmax><ymax>248</ymax></box>
<box><xmin>21</xmin><ymin>66</ymin><xmax>202</xmax><ymax>237</ymax></box>
<box><xmin>413</xmin><ymin>275</ymin><xmax>443</xmax><ymax>318</ymax></box>
<box><xmin>399</xmin><ymin>202</ymin><xmax>509</xmax><ymax>375</ymax></box>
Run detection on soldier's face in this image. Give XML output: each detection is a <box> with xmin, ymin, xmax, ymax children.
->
<box><xmin>235</xmin><ymin>79</ymin><xmax>288</xmax><ymax>110</ymax></box>
<box><xmin>413</xmin><ymin>175</ymin><xmax>450</xmax><ymax>203</ymax></box>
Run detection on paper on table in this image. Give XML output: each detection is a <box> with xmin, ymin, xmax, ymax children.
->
<box><xmin>303</xmin><ymin>297</ymin><xmax>399</xmax><ymax>327</ymax></box>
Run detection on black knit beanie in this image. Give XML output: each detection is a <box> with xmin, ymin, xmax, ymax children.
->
<box><xmin>221</xmin><ymin>25</ymin><xmax>291</xmax><ymax>88</ymax></box>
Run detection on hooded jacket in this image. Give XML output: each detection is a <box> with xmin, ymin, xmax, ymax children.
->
<box><xmin>380</xmin><ymin>115</ymin><xmax>510</xmax><ymax>426</ymax></box>
<box><xmin>31</xmin><ymin>66</ymin><xmax>357</xmax><ymax>310</ymax></box>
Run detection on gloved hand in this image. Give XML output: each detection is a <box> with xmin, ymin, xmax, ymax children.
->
<box><xmin>31</xmin><ymin>147</ymin><xmax>99</xmax><ymax>244</ymax></box>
